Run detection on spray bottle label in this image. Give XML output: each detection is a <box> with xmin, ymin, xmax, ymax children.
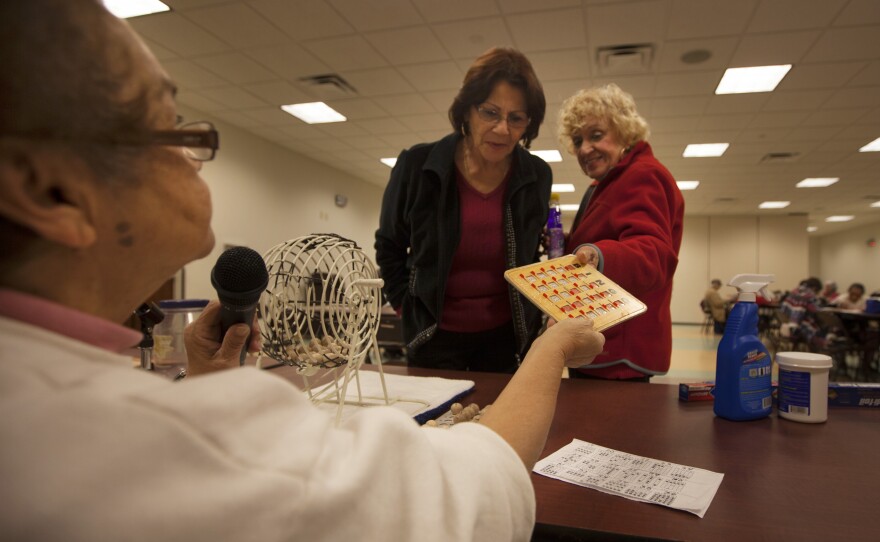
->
<box><xmin>738</xmin><ymin>350</ymin><xmax>772</xmax><ymax>411</ymax></box>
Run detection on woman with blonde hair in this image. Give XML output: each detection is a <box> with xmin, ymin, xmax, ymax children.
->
<box><xmin>558</xmin><ymin>83</ymin><xmax>684</xmax><ymax>381</ymax></box>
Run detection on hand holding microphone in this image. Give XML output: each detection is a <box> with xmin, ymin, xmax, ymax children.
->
<box><xmin>183</xmin><ymin>246</ymin><xmax>268</xmax><ymax>376</ymax></box>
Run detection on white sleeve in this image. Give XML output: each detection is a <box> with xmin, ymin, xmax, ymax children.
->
<box><xmin>123</xmin><ymin>367</ymin><xmax>535</xmax><ymax>542</ymax></box>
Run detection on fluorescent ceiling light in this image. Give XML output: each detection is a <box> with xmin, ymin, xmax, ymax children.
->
<box><xmin>859</xmin><ymin>137</ymin><xmax>880</xmax><ymax>152</ymax></box>
<box><xmin>825</xmin><ymin>215</ymin><xmax>854</xmax><ymax>222</ymax></box>
<box><xmin>759</xmin><ymin>201</ymin><xmax>790</xmax><ymax>209</ymax></box>
<box><xmin>552</xmin><ymin>183</ymin><xmax>575</xmax><ymax>193</ymax></box>
<box><xmin>380</xmin><ymin>158</ymin><xmax>397</xmax><ymax>168</ymax></box>
<box><xmin>530</xmin><ymin>150</ymin><xmax>563</xmax><ymax>162</ymax></box>
<box><xmin>715</xmin><ymin>65</ymin><xmax>792</xmax><ymax>94</ymax></box>
<box><xmin>796</xmin><ymin>177</ymin><xmax>839</xmax><ymax>188</ymax></box>
<box><xmin>807</xmin><ymin>226</ymin><xmax>818</xmax><ymax>233</ymax></box>
<box><xmin>677</xmin><ymin>180</ymin><xmax>700</xmax><ymax>190</ymax></box>
<box><xmin>281</xmin><ymin>102</ymin><xmax>346</xmax><ymax>124</ymax></box>
<box><xmin>683</xmin><ymin>143</ymin><xmax>729</xmax><ymax>157</ymax></box>
<box><xmin>560</xmin><ymin>204</ymin><xmax>580</xmax><ymax>212</ymax></box>
<box><xmin>871</xmin><ymin>201</ymin><xmax>880</xmax><ymax>208</ymax></box>
<box><xmin>103</xmin><ymin>0</ymin><xmax>169</xmax><ymax>18</ymax></box>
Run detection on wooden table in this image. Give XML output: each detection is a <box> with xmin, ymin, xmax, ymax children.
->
<box><xmin>269</xmin><ymin>363</ymin><xmax>880</xmax><ymax>541</ymax></box>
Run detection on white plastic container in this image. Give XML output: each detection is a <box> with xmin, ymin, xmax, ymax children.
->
<box><xmin>776</xmin><ymin>352</ymin><xmax>832</xmax><ymax>423</ymax></box>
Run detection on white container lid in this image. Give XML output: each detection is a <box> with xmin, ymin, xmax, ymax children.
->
<box><xmin>776</xmin><ymin>351</ymin><xmax>832</xmax><ymax>370</ymax></box>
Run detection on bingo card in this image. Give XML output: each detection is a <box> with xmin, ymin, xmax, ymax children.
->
<box><xmin>504</xmin><ymin>255</ymin><xmax>646</xmax><ymax>332</ymax></box>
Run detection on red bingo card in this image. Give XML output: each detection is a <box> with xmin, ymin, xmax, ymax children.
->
<box><xmin>504</xmin><ymin>255</ymin><xmax>646</xmax><ymax>332</ymax></box>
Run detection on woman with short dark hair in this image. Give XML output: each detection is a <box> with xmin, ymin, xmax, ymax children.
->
<box><xmin>375</xmin><ymin>47</ymin><xmax>552</xmax><ymax>373</ymax></box>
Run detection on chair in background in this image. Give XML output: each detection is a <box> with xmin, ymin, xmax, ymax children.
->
<box><xmin>699</xmin><ymin>300</ymin><xmax>713</xmax><ymax>334</ymax></box>
<box><xmin>814</xmin><ymin>310</ymin><xmax>856</xmax><ymax>380</ymax></box>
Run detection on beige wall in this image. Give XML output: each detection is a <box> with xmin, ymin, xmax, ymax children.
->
<box><xmin>673</xmin><ymin>215</ymin><xmax>809</xmax><ymax>324</ymax></box>
<box><xmin>180</xmin><ymin>107</ymin><xmax>384</xmax><ymax>300</ymax></box>
<box><xmin>811</xmin><ymin>221</ymin><xmax>880</xmax><ymax>297</ymax></box>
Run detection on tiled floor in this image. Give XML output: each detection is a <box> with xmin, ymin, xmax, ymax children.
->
<box><xmin>651</xmin><ymin>325</ymin><xmax>722</xmax><ymax>385</ymax></box>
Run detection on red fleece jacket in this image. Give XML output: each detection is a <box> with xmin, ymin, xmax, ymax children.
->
<box><xmin>566</xmin><ymin>142</ymin><xmax>684</xmax><ymax>379</ymax></box>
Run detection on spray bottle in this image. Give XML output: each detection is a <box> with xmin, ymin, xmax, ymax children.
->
<box><xmin>713</xmin><ymin>274</ymin><xmax>775</xmax><ymax>421</ymax></box>
<box><xmin>547</xmin><ymin>193</ymin><xmax>565</xmax><ymax>259</ymax></box>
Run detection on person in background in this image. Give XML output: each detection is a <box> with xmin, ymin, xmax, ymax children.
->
<box><xmin>819</xmin><ymin>280</ymin><xmax>839</xmax><ymax>306</ymax></box>
<box><xmin>375</xmin><ymin>47</ymin><xmax>552</xmax><ymax>373</ymax></box>
<box><xmin>557</xmin><ymin>84</ymin><xmax>684</xmax><ymax>381</ymax></box>
<box><xmin>0</xmin><ymin>3</ymin><xmax>606</xmax><ymax>540</ymax></box>
<box><xmin>780</xmin><ymin>277</ymin><xmax>824</xmax><ymax>347</ymax></box>
<box><xmin>833</xmin><ymin>282</ymin><xmax>867</xmax><ymax>311</ymax></box>
<box><xmin>704</xmin><ymin>279</ymin><xmax>728</xmax><ymax>334</ymax></box>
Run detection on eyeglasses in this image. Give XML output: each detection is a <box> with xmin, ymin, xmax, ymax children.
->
<box><xmin>144</xmin><ymin>121</ymin><xmax>219</xmax><ymax>162</ymax></box>
<box><xmin>475</xmin><ymin>105</ymin><xmax>530</xmax><ymax>130</ymax></box>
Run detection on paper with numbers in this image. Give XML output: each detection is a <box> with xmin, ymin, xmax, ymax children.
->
<box><xmin>534</xmin><ymin>439</ymin><xmax>723</xmax><ymax>518</ymax></box>
<box><xmin>504</xmin><ymin>255</ymin><xmax>646</xmax><ymax>332</ymax></box>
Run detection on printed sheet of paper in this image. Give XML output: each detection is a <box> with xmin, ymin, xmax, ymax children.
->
<box><xmin>534</xmin><ymin>439</ymin><xmax>723</xmax><ymax>518</ymax></box>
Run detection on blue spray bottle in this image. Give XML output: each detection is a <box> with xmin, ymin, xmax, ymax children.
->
<box><xmin>713</xmin><ymin>274</ymin><xmax>775</xmax><ymax>421</ymax></box>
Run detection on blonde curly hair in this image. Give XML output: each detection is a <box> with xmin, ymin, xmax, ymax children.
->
<box><xmin>557</xmin><ymin>83</ymin><xmax>649</xmax><ymax>155</ymax></box>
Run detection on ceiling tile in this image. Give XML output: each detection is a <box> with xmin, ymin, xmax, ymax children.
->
<box><xmin>655</xmin><ymin>71</ymin><xmax>719</xmax><ymax>97</ymax></box>
<box><xmin>325</xmin><ymin>98</ymin><xmax>389</xmax><ymax>120</ymax></box>
<box><xmin>730</xmin><ymin>30</ymin><xmax>821</xmax><ymax>66</ymax></box>
<box><xmin>801</xmin><ymin>108</ymin><xmax>870</xmax><ymax>127</ymax></box>
<box><xmin>356</xmin><ymin>117</ymin><xmax>412</xmax><ymax>135</ymax></box>
<box><xmin>142</xmin><ymin>39</ymin><xmax>178</xmax><ymax>60</ymax></box>
<box><xmin>498</xmin><ymin>0</ymin><xmax>581</xmax><ymax>14</ymax></box>
<box><xmin>396</xmin><ymin>113</ymin><xmax>451</xmax><ymax>132</ymax></box>
<box><xmin>342</xmin><ymin>68</ymin><xmax>415</xmax><ymax>96</ymax></box>
<box><xmin>747</xmin><ymin>110</ymin><xmax>810</xmax><ymax>128</ymax></box>
<box><xmin>304</xmin><ymin>36</ymin><xmax>389</xmax><ymax>71</ymax></box>
<box><xmin>398</xmin><ymin>62</ymin><xmax>464</xmax><ymax>91</ymax></box>
<box><xmin>776</xmin><ymin>61</ymin><xmax>867</xmax><ymax>90</ymax></box>
<box><xmin>506</xmin><ymin>9</ymin><xmax>587</xmax><ymax>52</ymax></box>
<box><xmin>373</xmin><ymin>94</ymin><xmax>437</xmax><ymax>115</ymax></box>
<box><xmin>243</xmin><ymin>44</ymin><xmax>331</xmax><ymax>81</ymax></box>
<box><xmin>762</xmin><ymin>90</ymin><xmax>833</xmax><ymax>112</ymax></box>
<box><xmin>411</xmin><ymin>0</ymin><xmax>499</xmax><ymax>22</ymax></box>
<box><xmin>527</xmin><ymin>49</ymin><xmax>592</xmax><ymax>82</ymax></box>
<box><xmin>801</xmin><ymin>26</ymin><xmax>880</xmax><ymax>63</ymax></box>
<box><xmin>185</xmin><ymin>3</ymin><xmax>289</xmax><ymax>48</ymax></box>
<box><xmin>705</xmin><ymin>94</ymin><xmax>770</xmax><ymax>115</ymax></box>
<box><xmin>585</xmin><ymin>0</ymin><xmax>667</xmax><ymax>49</ymax></box>
<box><xmin>422</xmin><ymin>89</ymin><xmax>459</xmax><ymax>112</ymax></box>
<box><xmin>161</xmin><ymin>59</ymin><xmax>230</xmax><ymax>88</ymax></box>
<box><xmin>243</xmin><ymin>81</ymin><xmax>313</xmax><ymax>106</ymax></box>
<box><xmin>592</xmin><ymin>75</ymin><xmax>656</xmax><ymax>99</ymax></box>
<box><xmin>129</xmin><ymin>12</ymin><xmax>230</xmax><ymax>55</ymax></box>
<box><xmin>746</xmin><ymin>0</ymin><xmax>847</xmax><ymax>33</ymax></box>
<box><xmin>365</xmin><ymin>27</ymin><xmax>450</xmax><ymax>65</ymax></box>
<box><xmin>176</xmin><ymin>89</ymin><xmax>227</xmax><ymax>112</ymax></box>
<box><xmin>655</xmin><ymin>37</ymin><xmax>739</xmax><ymax>74</ymax></box>
<box><xmin>650</xmin><ymin>96</ymin><xmax>711</xmax><ymax>117</ymax></box>
<box><xmin>249</xmin><ymin>0</ymin><xmax>354</xmax><ymax>40</ymax></box>
<box><xmin>198</xmin><ymin>87</ymin><xmax>267</xmax><ymax>109</ymax></box>
<box><xmin>833</xmin><ymin>0</ymin><xmax>880</xmax><ymax>26</ymax></box>
<box><xmin>666</xmin><ymin>0</ymin><xmax>757</xmax><ymax>40</ymax></box>
<box><xmin>848</xmin><ymin>61</ymin><xmax>880</xmax><ymax>86</ymax></box>
<box><xmin>432</xmin><ymin>17</ymin><xmax>515</xmax><ymax>59</ymax></box>
<box><xmin>241</xmin><ymin>107</ymin><xmax>302</xmax><ymax>125</ymax></box>
<box><xmin>314</xmin><ymin>122</ymin><xmax>373</xmax><ymax>138</ymax></box>
<box><xmin>192</xmin><ymin>53</ymin><xmax>278</xmax><ymax>85</ymax></box>
<box><xmin>329</xmin><ymin>0</ymin><xmax>424</xmax><ymax>32</ymax></box>
<box><xmin>823</xmin><ymin>87</ymin><xmax>880</xmax><ymax>109</ymax></box>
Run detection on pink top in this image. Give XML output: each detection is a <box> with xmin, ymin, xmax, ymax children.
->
<box><xmin>0</xmin><ymin>288</ymin><xmax>142</xmax><ymax>352</ymax></box>
<box><xmin>440</xmin><ymin>167</ymin><xmax>512</xmax><ymax>333</ymax></box>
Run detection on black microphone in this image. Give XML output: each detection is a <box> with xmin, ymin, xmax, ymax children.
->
<box><xmin>210</xmin><ymin>246</ymin><xmax>269</xmax><ymax>365</ymax></box>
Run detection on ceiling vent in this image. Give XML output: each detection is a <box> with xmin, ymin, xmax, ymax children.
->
<box><xmin>298</xmin><ymin>74</ymin><xmax>358</xmax><ymax>99</ymax></box>
<box><xmin>759</xmin><ymin>151</ymin><xmax>801</xmax><ymax>164</ymax></box>
<box><xmin>596</xmin><ymin>44</ymin><xmax>654</xmax><ymax>75</ymax></box>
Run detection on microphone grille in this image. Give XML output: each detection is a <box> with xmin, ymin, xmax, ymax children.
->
<box><xmin>211</xmin><ymin>246</ymin><xmax>269</xmax><ymax>305</ymax></box>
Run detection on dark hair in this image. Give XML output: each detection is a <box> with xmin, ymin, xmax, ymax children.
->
<box><xmin>448</xmin><ymin>47</ymin><xmax>545</xmax><ymax>149</ymax></box>
<box><xmin>802</xmin><ymin>277</ymin><xmax>823</xmax><ymax>293</ymax></box>
<box><xmin>849</xmin><ymin>282</ymin><xmax>865</xmax><ymax>294</ymax></box>
<box><xmin>0</xmin><ymin>0</ymin><xmax>154</xmax><ymax>180</ymax></box>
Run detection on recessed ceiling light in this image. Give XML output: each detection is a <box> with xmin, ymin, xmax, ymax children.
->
<box><xmin>807</xmin><ymin>226</ymin><xmax>818</xmax><ymax>232</ymax></box>
<box><xmin>681</xmin><ymin>49</ymin><xmax>712</xmax><ymax>65</ymax></box>
<box><xmin>796</xmin><ymin>177</ymin><xmax>839</xmax><ymax>188</ymax></box>
<box><xmin>103</xmin><ymin>0</ymin><xmax>169</xmax><ymax>18</ymax></box>
<box><xmin>281</xmin><ymin>102</ymin><xmax>346</xmax><ymax>124</ymax></box>
<box><xmin>683</xmin><ymin>143</ymin><xmax>729</xmax><ymax>157</ymax></box>
<box><xmin>871</xmin><ymin>201</ymin><xmax>880</xmax><ymax>208</ymax></box>
<box><xmin>715</xmin><ymin>64</ymin><xmax>792</xmax><ymax>94</ymax></box>
<box><xmin>677</xmin><ymin>180</ymin><xmax>700</xmax><ymax>190</ymax></box>
<box><xmin>530</xmin><ymin>150</ymin><xmax>562</xmax><ymax>162</ymax></box>
<box><xmin>560</xmin><ymin>204</ymin><xmax>580</xmax><ymax>212</ymax></box>
<box><xmin>380</xmin><ymin>158</ymin><xmax>397</xmax><ymax>168</ymax></box>
<box><xmin>825</xmin><ymin>215</ymin><xmax>854</xmax><ymax>222</ymax></box>
<box><xmin>759</xmin><ymin>201</ymin><xmax>790</xmax><ymax>209</ymax></box>
<box><xmin>859</xmin><ymin>137</ymin><xmax>880</xmax><ymax>152</ymax></box>
<box><xmin>552</xmin><ymin>184</ymin><xmax>575</xmax><ymax>193</ymax></box>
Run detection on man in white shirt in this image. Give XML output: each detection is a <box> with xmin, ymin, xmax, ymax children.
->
<box><xmin>0</xmin><ymin>2</ymin><xmax>604</xmax><ymax>540</ymax></box>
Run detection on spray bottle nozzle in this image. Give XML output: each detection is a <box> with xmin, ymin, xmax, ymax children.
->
<box><xmin>728</xmin><ymin>274</ymin><xmax>775</xmax><ymax>302</ymax></box>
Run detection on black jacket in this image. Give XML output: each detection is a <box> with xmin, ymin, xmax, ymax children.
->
<box><xmin>374</xmin><ymin>133</ymin><xmax>552</xmax><ymax>359</ymax></box>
